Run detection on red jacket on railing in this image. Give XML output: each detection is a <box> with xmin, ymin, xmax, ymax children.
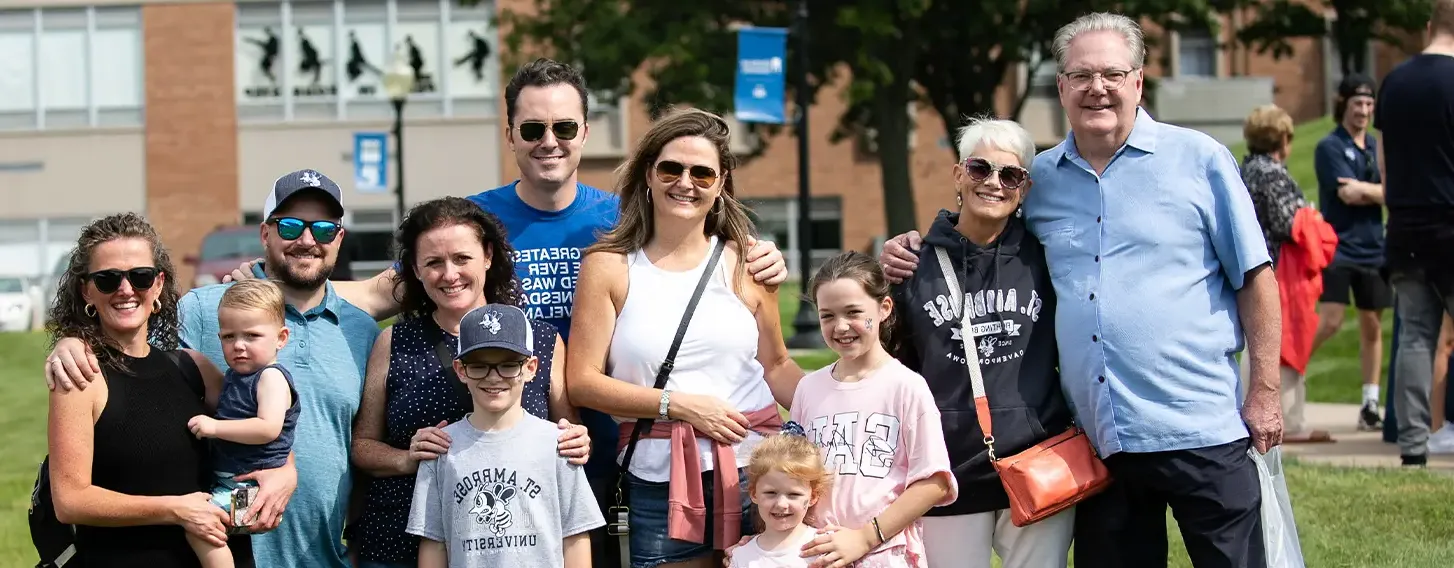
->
<box><xmin>1277</xmin><ymin>207</ymin><xmax>1338</xmax><ymax>374</ymax></box>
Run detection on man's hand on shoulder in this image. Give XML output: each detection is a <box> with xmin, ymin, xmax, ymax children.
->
<box><xmin>45</xmin><ymin>337</ymin><xmax>100</xmax><ymax>392</ymax></box>
<box><xmin>880</xmin><ymin>231</ymin><xmax>923</xmax><ymax>284</ymax></box>
<box><xmin>744</xmin><ymin>237</ymin><xmax>788</xmax><ymax>287</ymax></box>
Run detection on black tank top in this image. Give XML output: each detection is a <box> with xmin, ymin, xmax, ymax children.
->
<box><xmin>75</xmin><ymin>347</ymin><xmax>209</xmax><ymax>567</ymax></box>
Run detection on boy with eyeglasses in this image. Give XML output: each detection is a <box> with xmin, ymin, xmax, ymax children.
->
<box><xmin>407</xmin><ymin>303</ymin><xmax>603</xmax><ymax>568</ymax></box>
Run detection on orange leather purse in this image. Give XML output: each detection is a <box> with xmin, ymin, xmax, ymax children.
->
<box><xmin>935</xmin><ymin>246</ymin><xmax>1113</xmax><ymax>527</ymax></box>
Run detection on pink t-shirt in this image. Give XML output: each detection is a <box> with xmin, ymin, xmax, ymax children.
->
<box><xmin>788</xmin><ymin>358</ymin><xmax>959</xmax><ymax>568</ymax></box>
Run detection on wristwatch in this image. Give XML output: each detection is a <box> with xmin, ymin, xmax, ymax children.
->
<box><xmin>658</xmin><ymin>389</ymin><xmax>672</xmax><ymax>421</ymax></box>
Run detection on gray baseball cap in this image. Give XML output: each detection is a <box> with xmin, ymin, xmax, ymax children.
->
<box><xmin>458</xmin><ymin>304</ymin><xmax>534</xmax><ymax>359</ymax></box>
<box><xmin>262</xmin><ymin>168</ymin><xmax>345</xmax><ymax>219</ymax></box>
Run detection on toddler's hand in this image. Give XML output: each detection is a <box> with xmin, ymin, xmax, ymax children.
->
<box><xmin>188</xmin><ymin>415</ymin><xmax>218</xmax><ymax>439</ymax></box>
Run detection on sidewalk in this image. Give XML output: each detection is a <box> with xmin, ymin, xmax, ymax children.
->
<box><xmin>1281</xmin><ymin>403</ymin><xmax>1454</xmax><ymax>471</ymax></box>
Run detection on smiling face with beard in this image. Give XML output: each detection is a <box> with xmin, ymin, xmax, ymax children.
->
<box><xmin>262</xmin><ymin>192</ymin><xmax>343</xmax><ymax>291</ymax></box>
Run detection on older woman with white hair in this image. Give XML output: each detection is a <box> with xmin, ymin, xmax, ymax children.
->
<box><xmin>891</xmin><ymin>117</ymin><xmax>1075</xmax><ymax>568</ymax></box>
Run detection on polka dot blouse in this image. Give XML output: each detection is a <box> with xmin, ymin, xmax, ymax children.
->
<box><xmin>352</xmin><ymin>312</ymin><xmax>557</xmax><ymax>563</ymax></box>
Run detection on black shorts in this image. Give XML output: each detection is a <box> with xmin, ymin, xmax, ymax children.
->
<box><xmin>1320</xmin><ymin>262</ymin><xmax>1392</xmax><ymax>310</ymax></box>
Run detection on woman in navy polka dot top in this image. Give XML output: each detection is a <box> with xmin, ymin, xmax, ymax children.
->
<box><xmin>348</xmin><ymin>197</ymin><xmax>586</xmax><ymax>567</ymax></box>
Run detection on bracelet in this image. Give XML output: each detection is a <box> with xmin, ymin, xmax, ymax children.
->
<box><xmin>871</xmin><ymin>516</ymin><xmax>885</xmax><ymax>545</ymax></box>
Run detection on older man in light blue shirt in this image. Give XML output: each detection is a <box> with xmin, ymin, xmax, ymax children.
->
<box><xmin>880</xmin><ymin>13</ymin><xmax>1282</xmax><ymax>568</ymax></box>
<box><xmin>1025</xmin><ymin>104</ymin><xmax>1273</xmax><ymax>458</ymax></box>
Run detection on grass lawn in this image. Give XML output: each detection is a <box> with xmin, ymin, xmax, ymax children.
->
<box><xmin>2</xmin><ymin>331</ymin><xmax>1451</xmax><ymax>566</ymax></box>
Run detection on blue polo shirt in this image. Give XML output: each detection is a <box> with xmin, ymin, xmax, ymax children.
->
<box><xmin>178</xmin><ymin>267</ymin><xmax>381</xmax><ymax>568</ymax></box>
<box><xmin>467</xmin><ymin>181</ymin><xmax>622</xmax><ymax>480</ymax></box>
<box><xmin>1024</xmin><ymin>107</ymin><xmax>1271</xmax><ymax>457</ymax></box>
<box><xmin>1314</xmin><ymin>125</ymin><xmax>1384</xmax><ymax>266</ymax></box>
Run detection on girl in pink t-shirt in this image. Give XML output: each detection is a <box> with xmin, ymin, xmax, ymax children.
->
<box><xmin>790</xmin><ymin>252</ymin><xmax>960</xmax><ymax>568</ymax></box>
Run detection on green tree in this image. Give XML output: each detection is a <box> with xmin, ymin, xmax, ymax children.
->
<box><xmin>1235</xmin><ymin>0</ymin><xmax>1434</xmax><ymax>75</ymax></box>
<box><xmin>500</xmin><ymin>0</ymin><xmax>1228</xmax><ymax>238</ymax></box>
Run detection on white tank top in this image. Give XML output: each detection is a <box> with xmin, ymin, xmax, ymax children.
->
<box><xmin>607</xmin><ymin>236</ymin><xmax>776</xmax><ymax>482</ymax></box>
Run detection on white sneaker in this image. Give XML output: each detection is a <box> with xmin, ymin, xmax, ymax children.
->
<box><xmin>1428</xmin><ymin>422</ymin><xmax>1454</xmax><ymax>455</ymax></box>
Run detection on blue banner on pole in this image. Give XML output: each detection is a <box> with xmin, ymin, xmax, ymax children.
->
<box><xmin>734</xmin><ymin>27</ymin><xmax>788</xmax><ymax>124</ymax></box>
<box><xmin>354</xmin><ymin>132</ymin><xmax>388</xmax><ymax>193</ymax></box>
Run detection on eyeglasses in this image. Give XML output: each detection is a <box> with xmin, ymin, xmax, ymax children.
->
<box><xmin>517</xmin><ymin>120</ymin><xmax>581</xmax><ymax>142</ymax></box>
<box><xmin>1060</xmin><ymin>68</ymin><xmax>1137</xmax><ymax>91</ymax></box>
<box><xmin>654</xmin><ymin>160</ymin><xmax>720</xmax><ymax>189</ymax></box>
<box><xmin>86</xmin><ymin>267</ymin><xmax>159</xmax><ymax>294</ymax></box>
<box><xmin>270</xmin><ymin>217</ymin><xmax>341</xmax><ymax>244</ymax></box>
<box><xmin>461</xmin><ymin>360</ymin><xmax>527</xmax><ymax>380</ymax></box>
<box><xmin>962</xmin><ymin>157</ymin><xmax>1029</xmax><ymax>189</ymax></box>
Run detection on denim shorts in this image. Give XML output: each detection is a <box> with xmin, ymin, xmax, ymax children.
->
<box><xmin>622</xmin><ymin>466</ymin><xmax>755</xmax><ymax>568</ymax></box>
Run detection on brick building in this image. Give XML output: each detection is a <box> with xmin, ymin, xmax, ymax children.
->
<box><xmin>0</xmin><ymin>0</ymin><xmax>1425</xmax><ymax>289</ymax></box>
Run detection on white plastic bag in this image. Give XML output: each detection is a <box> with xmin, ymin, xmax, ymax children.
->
<box><xmin>1248</xmin><ymin>446</ymin><xmax>1306</xmax><ymax>568</ymax></box>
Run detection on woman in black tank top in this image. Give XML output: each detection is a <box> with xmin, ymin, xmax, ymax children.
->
<box><xmin>44</xmin><ymin>214</ymin><xmax>254</xmax><ymax>567</ymax></box>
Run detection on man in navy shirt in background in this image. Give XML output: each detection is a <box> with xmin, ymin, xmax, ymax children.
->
<box><xmin>1369</xmin><ymin>0</ymin><xmax>1454</xmax><ymax>467</ymax></box>
<box><xmin>1311</xmin><ymin>74</ymin><xmax>1390</xmax><ymax>435</ymax></box>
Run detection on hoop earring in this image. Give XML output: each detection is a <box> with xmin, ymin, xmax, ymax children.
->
<box><xmin>956</xmin><ymin>192</ymin><xmax>963</xmax><ymax>209</ymax></box>
<box><xmin>85</xmin><ymin>304</ymin><xmax>96</xmax><ymax>318</ymax></box>
<box><xmin>713</xmin><ymin>197</ymin><xmax>724</xmax><ymax>215</ymax></box>
<box><xmin>154</xmin><ymin>299</ymin><xmax>162</xmax><ymax>311</ymax></box>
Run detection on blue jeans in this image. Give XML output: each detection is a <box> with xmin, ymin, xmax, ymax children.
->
<box><xmin>622</xmin><ymin>467</ymin><xmax>754</xmax><ymax>568</ymax></box>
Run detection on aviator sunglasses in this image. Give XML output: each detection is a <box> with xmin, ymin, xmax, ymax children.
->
<box><xmin>962</xmin><ymin>157</ymin><xmax>1029</xmax><ymax>190</ymax></box>
<box><xmin>86</xmin><ymin>267</ymin><xmax>159</xmax><ymax>294</ymax></box>
<box><xmin>517</xmin><ymin>120</ymin><xmax>581</xmax><ymax>142</ymax></box>
<box><xmin>270</xmin><ymin>217</ymin><xmax>341</xmax><ymax>244</ymax></box>
<box><xmin>654</xmin><ymin>160</ymin><xmax>720</xmax><ymax>189</ymax></box>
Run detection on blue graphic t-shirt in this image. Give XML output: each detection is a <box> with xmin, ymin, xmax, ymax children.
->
<box><xmin>467</xmin><ymin>181</ymin><xmax>620</xmax><ymax>478</ymax></box>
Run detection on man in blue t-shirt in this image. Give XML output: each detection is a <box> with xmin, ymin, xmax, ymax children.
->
<box><xmin>1311</xmin><ymin>74</ymin><xmax>1391</xmax><ymax>433</ymax></box>
<box><xmin>237</xmin><ymin>58</ymin><xmax>788</xmax><ymax>568</ymax></box>
<box><xmin>1371</xmin><ymin>2</ymin><xmax>1454</xmax><ymax>467</ymax></box>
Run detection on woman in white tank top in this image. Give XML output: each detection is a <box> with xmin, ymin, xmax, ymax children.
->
<box><xmin>567</xmin><ymin>108</ymin><xmax>805</xmax><ymax>568</ymax></box>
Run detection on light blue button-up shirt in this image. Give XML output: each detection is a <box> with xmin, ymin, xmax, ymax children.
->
<box><xmin>178</xmin><ymin>265</ymin><xmax>381</xmax><ymax>568</ymax></box>
<box><xmin>1024</xmin><ymin>107</ymin><xmax>1271</xmax><ymax>457</ymax></box>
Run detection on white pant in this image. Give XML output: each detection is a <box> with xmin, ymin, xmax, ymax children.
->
<box><xmin>921</xmin><ymin>507</ymin><xmax>1074</xmax><ymax>568</ymax></box>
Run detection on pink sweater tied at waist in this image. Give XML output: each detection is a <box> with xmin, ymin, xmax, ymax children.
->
<box><xmin>617</xmin><ymin>405</ymin><xmax>783</xmax><ymax>549</ymax></box>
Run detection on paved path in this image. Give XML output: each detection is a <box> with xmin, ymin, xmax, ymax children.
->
<box><xmin>1281</xmin><ymin>403</ymin><xmax>1454</xmax><ymax>471</ymax></box>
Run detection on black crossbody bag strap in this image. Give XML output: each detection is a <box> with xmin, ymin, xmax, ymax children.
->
<box><xmin>617</xmin><ymin>237</ymin><xmax>726</xmax><ymax>482</ymax></box>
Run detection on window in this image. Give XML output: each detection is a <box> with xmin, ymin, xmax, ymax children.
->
<box><xmin>1177</xmin><ymin>28</ymin><xmax>1217</xmax><ymax>78</ymax></box>
<box><xmin>741</xmin><ymin>196</ymin><xmax>843</xmax><ymax>277</ymax></box>
<box><xmin>1027</xmin><ymin>47</ymin><xmax>1059</xmax><ymax>88</ymax></box>
<box><xmin>236</xmin><ymin>0</ymin><xmax>499</xmax><ymax>123</ymax></box>
<box><xmin>0</xmin><ymin>6</ymin><xmax>143</xmax><ymax>131</ymax></box>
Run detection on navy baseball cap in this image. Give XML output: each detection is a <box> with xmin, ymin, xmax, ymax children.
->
<box><xmin>262</xmin><ymin>168</ymin><xmax>344</xmax><ymax>220</ymax></box>
<box><xmin>458</xmin><ymin>304</ymin><xmax>534</xmax><ymax>359</ymax></box>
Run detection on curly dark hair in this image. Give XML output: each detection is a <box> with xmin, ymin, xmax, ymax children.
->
<box><xmin>46</xmin><ymin>213</ymin><xmax>181</xmax><ymax>373</ymax></box>
<box><xmin>392</xmin><ymin>197</ymin><xmax>524</xmax><ymax>319</ymax></box>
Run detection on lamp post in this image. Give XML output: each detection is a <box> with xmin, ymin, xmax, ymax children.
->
<box><xmin>382</xmin><ymin>47</ymin><xmax>415</xmax><ymax>224</ymax></box>
<box><xmin>785</xmin><ymin>0</ymin><xmax>823</xmax><ymax>349</ymax></box>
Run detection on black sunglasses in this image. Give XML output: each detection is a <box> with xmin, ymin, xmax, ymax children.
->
<box><xmin>86</xmin><ymin>267</ymin><xmax>159</xmax><ymax>294</ymax></box>
<box><xmin>962</xmin><ymin>157</ymin><xmax>1029</xmax><ymax>189</ymax></box>
<box><xmin>270</xmin><ymin>217</ymin><xmax>341</xmax><ymax>244</ymax></box>
<box><xmin>655</xmin><ymin>160</ymin><xmax>720</xmax><ymax>189</ymax></box>
<box><xmin>517</xmin><ymin>120</ymin><xmax>580</xmax><ymax>142</ymax></box>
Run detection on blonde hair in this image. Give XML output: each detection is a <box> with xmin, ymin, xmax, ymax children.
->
<box><xmin>587</xmin><ymin>107</ymin><xmax>757</xmax><ymax>285</ymax></box>
<box><xmin>747</xmin><ymin>433</ymin><xmax>833</xmax><ymax>503</ymax></box>
<box><xmin>1243</xmin><ymin>104</ymin><xmax>1294</xmax><ymax>155</ymax></box>
<box><xmin>220</xmin><ymin>279</ymin><xmax>286</xmax><ymax>325</ymax></box>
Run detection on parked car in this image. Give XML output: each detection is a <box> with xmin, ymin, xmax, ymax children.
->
<box><xmin>0</xmin><ymin>276</ymin><xmax>34</xmax><ymax>332</ymax></box>
<box><xmin>186</xmin><ymin>225</ymin><xmax>266</xmax><ymax>289</ymax></box>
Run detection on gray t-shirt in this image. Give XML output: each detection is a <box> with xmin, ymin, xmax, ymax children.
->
<box><xmin>406</xmin><ymin>413</ymin><xmax>605</xmax><ymax>567</ymax></box>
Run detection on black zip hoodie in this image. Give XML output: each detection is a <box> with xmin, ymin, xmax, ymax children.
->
<box><xmin>891</xmin><ymin>210</ymin><xmax>1073</xmax><ymax>516</ymax></box>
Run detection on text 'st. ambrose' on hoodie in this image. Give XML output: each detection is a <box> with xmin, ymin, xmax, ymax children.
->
<box><xmin>891</xmin><ymin>210</ymin><xmax>1074</xmax><ymax>516</ymax></box>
